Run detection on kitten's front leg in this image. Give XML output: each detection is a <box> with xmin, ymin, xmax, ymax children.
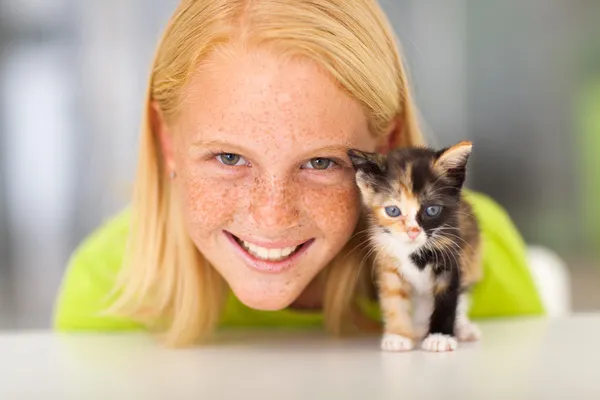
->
<box><xmin>455</xmin><ymin>292</ymin><xmax>481</xmax><ymax>342</ymax></box>
<box><xmin>422</xmin><ymin>270</ymin><xmax>460</xmax><ymax>352</ymax></box>
<box><xmin>412</xmin><ymin>294</ymin><xmax>434</xmax><ymax>340</ymax></box>
<box><xmin>378</xmin><ymin>261</ymin><xmax>415</xmax><ymax>352</ymax></box>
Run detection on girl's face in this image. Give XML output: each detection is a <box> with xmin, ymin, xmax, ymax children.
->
<box><xmin>159</xmin><ymin>46</ymin><xmax>380</xmax><ymax>310</ymax></box>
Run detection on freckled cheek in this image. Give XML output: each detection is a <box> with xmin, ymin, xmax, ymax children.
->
<box><xmin>178</xmin><ymin>171</ymin><xmax>249</xmax><ymax>240</ymax></box>
<box><xmin>302</xmin><ymin>183</ymin><xmax>361</xmax><ymax>242</ymax></box>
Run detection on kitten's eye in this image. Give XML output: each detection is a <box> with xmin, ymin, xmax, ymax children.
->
<box><xmin>216</xmin><ymin>153</ymin><xmax>248</xmax><ymax>166</ymax></box>
<box><xmin>303</xmin><ymin>158</ymin><xmax>334</xmax><ymax>170</ymax></box>
<box><xmin>425</xmin><ymin>205</ymin><xmax>443</xmax><ymax>217</ymax></box>
<box><xmin>385</xmin><ymin>206</ymin><xmax>401</xmax><ymax>218</ymax></box>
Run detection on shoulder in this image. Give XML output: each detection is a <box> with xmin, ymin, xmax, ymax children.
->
<box><xmin>53</xmin><ymin>208</ymin><xmax>143</xmax><ymax>331</ymax></box>
<box><xmin>462</xmin><ymin>191</ymin><xmax>517</xmax><ymax>235</ymax></box>
<box><xmin>462</xmin><ymin>190</ymin><xmax>545</xmax><ymax>317</ymax></box>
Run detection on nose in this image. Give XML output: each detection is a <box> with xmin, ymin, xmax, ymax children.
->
<box><xmin>407</xmin><ymin>227</ymin><xmax>422</xmax><ymax>240</ymax></box>
<box><xmin>249</xmin><ymin>175</ymin><xmax>301</xmax><ymax>231</ymax></box>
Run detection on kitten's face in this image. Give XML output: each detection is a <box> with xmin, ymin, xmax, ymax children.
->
<box><xmin>348</xmin><ymin>142</ymin><xmax>472</xmax><ymax>254</ymax></box>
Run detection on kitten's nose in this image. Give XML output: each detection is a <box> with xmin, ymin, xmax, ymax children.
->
<box><xmin>407</xmin><ymin>227</ymin><xmax>422</xmax><ymax>240</ymax></box>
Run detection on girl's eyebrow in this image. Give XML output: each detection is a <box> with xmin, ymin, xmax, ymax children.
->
<box><xmin>189</xmin><ymin>139</ymin><xmax>255</xmax><ymax>156</ymax></box>
<box><xmin>191</xmin><ymin>140</ymin><xmax>350</xmax><ymax>158</ymax></box>
<box><xmin>308</xmin><ymin>145</ymin><xmax>350</xmax><ymax>154</ymax></box>
<box><xmin>190</xmin><ymin>139</ymin><xmax>241</xmax><ymax>150</ymax></box>
<box><xmin>301</xmin><ymin>145</ymin><xmax>356</xmax><ymax>164</ymax></box>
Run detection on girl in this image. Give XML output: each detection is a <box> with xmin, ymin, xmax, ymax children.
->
<box><xmin>54</xmin><ymin>0</ymin><xmax>544</xmax><ymax>347</ymax></box>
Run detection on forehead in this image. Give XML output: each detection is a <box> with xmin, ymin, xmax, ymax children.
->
<box><xmin>374</xmin><ymin>151</ymin><xmax>446</xmax><ymax>201</ymax></box>
<box><xmin>175</xmin><ymin>45</ymin><xmax>376</xmax><ymax>154</ymax></box>
<box><xmin>389</xmin><ymin>153</ymin><xmax>437</xmax><ymax>194</ymax></box>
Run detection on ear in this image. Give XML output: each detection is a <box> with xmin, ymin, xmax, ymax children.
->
<box><xmin>347</xmin><ymin>149</ymin><xmax>386</xmax><ymax>176</ymax></box>
<box><xmin>376</xmin><ymin>119</ymin><xmax>398</xmax><ymax>154</ymax></box>
<box><xmin>435</xmin><ymin>141</ymin><xmax>472</xmax><ymax>171</ymax></box>
<box><xmin>151</xmin><ymin>101</ymin><xmax>177</xmax><ymax>174</ymax></box>
<box><xmin>347</xmin><ymin>149</ymin><xmax>387</xmax><ymax>203</ymax></box>
<box><xmin>434</xmin><ymin>141</ymin><xmax>473</xmax><ymax>188</ymax></box>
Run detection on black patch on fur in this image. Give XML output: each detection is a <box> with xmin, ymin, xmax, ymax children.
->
<box><xmin>411</xmin><ymin>157</ymin><xmax>435</xmax><ymax>193</ymax></box>
<box><xmin>410</xmin><ymin>246</ymin><xmax>462</xmax><ymax>276</ymax></box>
<box><xmin>347</xmin><ymin>149</ymin><xmax>386</xmax><ymax>177</ymax></box>
<box><xmin>429</xmin><ymin>264</ymin><xmax>460</xmax><ymax>336</ymax></box>
<box><xmin>410</xmin><ymin>248</ymin><xmax>433</xmax><ymax>270</ymax></box>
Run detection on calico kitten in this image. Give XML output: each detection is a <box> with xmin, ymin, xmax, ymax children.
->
<box><xmin>348</xmin><ymin>141</ymin><xmax>482</xmax><ymax>352</ymax></box>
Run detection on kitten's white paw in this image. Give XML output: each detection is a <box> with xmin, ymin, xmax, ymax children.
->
<box><xmin>455</xmin><ymin>320</ymin><xmax>481</xmax><ymax>342</ymax></box>
<box><xmin>381</xmin><ymin>333</ymin><xmax>414</xmax><ymax>352</ymax></box>
<box><xmin>421</xmin><ymin>334</ymin><xmax>458</xmax><ymax>352</ymax></box>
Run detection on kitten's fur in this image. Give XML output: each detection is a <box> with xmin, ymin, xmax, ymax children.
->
<box><xmin>348</xmin><ymin>141</ymin><xmax>482</xmax><ymax>352</ymax></box>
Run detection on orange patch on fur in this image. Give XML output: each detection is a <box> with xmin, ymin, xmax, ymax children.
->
<box><xmin>375</xmin><ymin>254</ymin><xmax>415</xmax><ymax>338</ymax></box>
<box><xmin>434</xmin><ymin>279</ymin><xmax>449</xmax><ymax>296</ymax></box>
<box><xmin>380</xmin><ymin>284</ymin><xmax>411</xmax><ymax>299</ymax></box>
<box><xmin>372</xmin><ymin>207</ymin><xmax>399</xmax><ymax>228</ymax></box>
<box><xmin>381</xmin><ymin>310</ymin><xmax>414</xmax><ymax>338</ymax></box>
<box><xmin>391</xmin><ymin>161</ymin><xmax>413</xmax><ymax>195</ymax></box>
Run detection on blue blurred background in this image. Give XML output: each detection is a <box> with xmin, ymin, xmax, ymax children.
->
<box><xmin>0</xmin><ymin>0</ymin><xmax>598</xmax><ymax>329</ymax></box>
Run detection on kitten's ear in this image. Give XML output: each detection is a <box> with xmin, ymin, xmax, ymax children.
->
<box><xmin>434</xmin><ymin>141</ymin><xmax>473</xmax><ymax>171</ymax></box>
<box><xmin>347</xmin><ymin>149</ymin><xmax>386</xmax><ymax>176</ymax></box>
<box><xmin>347</xmin><ymin>149</ymin><xmax>386</xmax><ymax>203</ymax></box>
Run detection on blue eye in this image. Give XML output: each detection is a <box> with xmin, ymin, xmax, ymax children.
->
<box><xmin>425</xmin><ymin>205</ymin><xmax>442</xmax><ymax>217</ymax></box>
<box><xmin>385</xmin><ymin>206</ymin><xmax>401</xmax><ymax>218</ymax></box>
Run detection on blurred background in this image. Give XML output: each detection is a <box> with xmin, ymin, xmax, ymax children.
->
<box><xmin>0</xmin><ymin>0</ymin><xmax>598</xmax><ymax>329</ymax></box>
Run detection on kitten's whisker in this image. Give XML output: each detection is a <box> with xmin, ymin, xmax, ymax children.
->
<box><xmin>428</xmin><ymin>235</ymin><xmax>462</xmax><ymax>267</ymax></box>
<box><xmin>370</xmin><ymin>249</ymin><xmax>386</xmax><ymax>285</ymax></box>
<box><xmin>451</xmin><ymin>210</ymin><xmax>479</xmax><ymax>219</ymax></box>
<box><xmin>355</xmin><ymin>233</ymin><xmax>386</xmax><ymax>284</ymax></box>
<box><xmin>434</xmin><ymin>230</ymin><xmax>477</xmax><ymax>254</ymax></box>
<box><xmin>431</xmin><ymin>239</ymin><xmax>461</xmax><ymax>270</ymax></box>
<box><xmin>344</xmin><ymin>236</ymin><xmax>372</xmax><ymax>259</ymax></box>
<box><xmin>431</xmin><ymin>233</ymin><xmax>465</xmax><ymax>254</ymax></box>
<box><xmin>347</xmin><ymin>238</ymin><xmax>378</xmax><ymax>282</ymax></box>
<box><xmin>433</xmin><ymin>242</ymin><xmax>440</xmax><ymax>268</ymax></box>
<box><xmin>437</xmin><ymin>224</ymin><xmax>461</xmax><ymax>231</ymax></box>
<box><xmin>354</xmin><ymin>249</ymin><xmax>374</xmax><ymax>284</ymax></box>
<box><xmin>426</xmin><ymin>186</ymin><xmax>461</xmax><ymax>198</ymax></box>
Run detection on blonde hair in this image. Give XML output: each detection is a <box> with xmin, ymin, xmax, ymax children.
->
<box><xmin>110</xmin><ymin>0</ymin><xmax>424</xmax><ymax>347</ymax></box>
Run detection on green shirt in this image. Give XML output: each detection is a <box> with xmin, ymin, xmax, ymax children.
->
<box><xmin>53</xmin><ymin>191</ymin><xmax>544</xmax><ymax>332</ymax></box>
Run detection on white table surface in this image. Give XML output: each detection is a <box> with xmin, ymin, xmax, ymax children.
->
<box><xmin>1</xmin><ymin>314</ymin><xmax>599</xmax><ymax>399</ymax></box>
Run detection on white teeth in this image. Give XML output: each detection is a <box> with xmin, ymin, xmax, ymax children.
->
<box><xmin>268</xmin><ymin>248</ymin><xmax>283</xmax><ymax>259</ymax></box>
<box><xmin>240</xmin><ymin>240</ymin><xmax>300</xmax><ymax>261</ymax></box>
<box><xmin>257</xmin><ymin>246</ymin><xmax>269</xmax><ymax>259</ymax></box>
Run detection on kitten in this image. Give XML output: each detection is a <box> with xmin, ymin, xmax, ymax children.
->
<box><xmin>348</xmin><ymin>141</ymin><xmax>482</xmax><ymax>352</ymax></box>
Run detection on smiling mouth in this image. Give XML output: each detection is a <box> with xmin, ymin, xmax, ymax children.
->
<box><xmin>230</xmin><ymin>234</ymin><xmax>308</xmax><ymax>262</ymax></box>
<box><xmin>223</xmin><ymin>230</ymin><xmax>314</xmax><ymax>266</ymax></box>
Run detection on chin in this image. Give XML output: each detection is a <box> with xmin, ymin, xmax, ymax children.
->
<box><xmin>229</xmin><ymin>280</ymin><xmax>302</xmax><ymax>311</ymax></box>
<box><xmin>407</xmin><ymin>239</ymin><xmax>428</xmax><ymax>253</ymax></box>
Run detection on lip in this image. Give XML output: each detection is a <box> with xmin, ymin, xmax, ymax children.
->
<box><xmin>231</xmin><ymin>234</ymin><xmax>308</xmax><ymax>249</ymax></box>
<box><xmin>224</xmin><ymin>231</ymin><xmax>314</xmax><ymax>274</ymax></box>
